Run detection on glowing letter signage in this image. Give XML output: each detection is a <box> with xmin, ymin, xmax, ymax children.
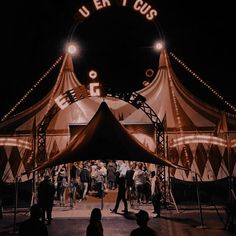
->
<box><xmin>76</xmin><ymin>0</ymin><xmax>158</xmax><ymax>22</ymax></box>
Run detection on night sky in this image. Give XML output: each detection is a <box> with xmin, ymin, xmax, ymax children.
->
<box><xmin>2</xmin><ymin>0</ymin><xmax>234</xmax><ymax>119</ymax></box>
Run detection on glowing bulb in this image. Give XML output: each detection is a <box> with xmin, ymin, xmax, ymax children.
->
<box><xmin>67</xmin><ymin>44</ymin><xmax>77</xmax><ymax>55</ymax></box>
<box><xmin>154</xmin><ymin>41</ymin><xmax>164</xmax><ymax>51</ymax></box>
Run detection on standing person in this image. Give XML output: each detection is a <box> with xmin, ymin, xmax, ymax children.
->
<box><xmin>107</xmin><ymin>160</ymin><xmax>117</xmax><ymax>190</ymax></box>
<box><xmin>19</xmin><ymin>204</ymin><xmax>48</xmax><ymax>236</ymax></box>
<box><xmin>117</xmin><ymin>160</ymin><xmax>128</xmax><ymax>178</ymax></box>
<box><xmin>86</xmin><ymin>208</ymin><xmax>104</xmax><ymax>236</ymax></box>
<box><xmin>57</xmin><ymin>167</ymin><xmax>68</xmax><ymax>206</ymax></box>
<box><xmin>130</xmin><ymin>210</ymin><xmax>157</xmax><ymax>236</ymax></box>
<box><xmin>37</xmin><ymin>175</ymin><xmax>55</xmax><ymax>225</ymax></box>
<box><xmin>68</xmin><ymin>178</ymin><xmax>77</xmax><ymax>208</ymax></box>
<box><xmin>94</xmin><ymin>166</ymin><xmax>105</xmax><ymax>198</ymax></box>
<box><xmin>126</xmin><ymin>162</ymin><xmax>136</xmax><ymax>206</ymax></box>
<box><xmin>110</xmin><ymin>172</ymin><xmax>128</xmax><ymax>214</ymax></box>
<box><xmin>99</xmin><ymin>162</ymin><xmax>107</xmax><ymax>191</ymax></box>
<box><xmin>133</xmin><ymin>163</ymin><xmax>146</xmax><ymax>204</ymax></box>
<box><xmin>150</xmin><ymin>172</ymin><xmax>162</xmax><ymax>218</ymax></box>
<box><xmin>80</xmin><ymin>163</ymin><xmax>90</xmax><ymax>201</ymax></box>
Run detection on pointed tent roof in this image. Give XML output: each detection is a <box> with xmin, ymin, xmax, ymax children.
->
<box><xmin>35</xmin><ymin>102</ymin><xmax>180</xmax><ymax>171</ymax></box>
<box><xmin>0</xmin><ymin>52</ymin><xmax>100</xmax><ymax>182</ymax></box>
<box><xmin>0</xmin><ymin>53</ymin><xmax>98</xmax><ymax>133</ymax></box>
<box><xmin>96</xmin><ymin>49</ymin><xmax>236</xmax><ymax>131</ymax></box>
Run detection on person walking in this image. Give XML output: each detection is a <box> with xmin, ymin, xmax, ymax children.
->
<box><xmin>86</xmin><ymin>208</ymin><xmax>104</xmax><ymax>236</ymax></box>
<box><xmin>130</xmin><ymin>210</ymin><xmax>157</xmax><ymax>236</ymax></box>
<box><xmin>110</xmin><ymin>172</ymin><xmax>128</xmax><ymax>214</ymax></box>
<box><xmin>18</xmin><ymin>204</ymin><xmax>48</xmax><ymax>236</ymax></box>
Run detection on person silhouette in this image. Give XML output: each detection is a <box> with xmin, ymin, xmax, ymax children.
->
<box><xmin>86</xmin><ymin>208</ymin><xmax>104</xmax><ymax>236</ymax></box>
<box><xmin>18</xmin><ymin>204</ymin><xmax>48</xmax><ymax>236</ymax></box>
<box><xmin>130</xmin><ymin>210</ymin><xmax>157</xmax><ymax>236</ymax></box>
<box><xmin>38</xmin><ymin>175</ymin><xmax>55</xmax><ymax>224</ymax></box>
<box><xmin>110</xmin><ymin>172</ymin><xmax>128</xmax><ymax>214</ymax></box>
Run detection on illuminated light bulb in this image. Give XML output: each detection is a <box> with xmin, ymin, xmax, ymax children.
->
<box><xmin>154</xmin><ymin>41</ymin><xmax>164</xmax><ymax>51</ymax></box>
<box><xmin>67</xmin><ymin>43</ymin><xmax>78</xmax><ymax>55</ymax></box>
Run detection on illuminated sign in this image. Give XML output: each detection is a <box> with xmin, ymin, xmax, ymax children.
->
<box><xmin>55</xmin><ymin>86</ymin><xmax>88</xmax><ymax>110</ymax></box>
<box><xmin>89</xmin><ymin>82</ymin><xmax>101</xmax><ymax>96</ymax></box>
<box><xmin>75</xmin><ymin>0</ymin><xmax>158</xmax><ymax>22</ymax></box>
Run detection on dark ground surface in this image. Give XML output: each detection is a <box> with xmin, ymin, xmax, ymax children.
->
<box><xmin>1</xmin><ymin>199</ymin><xmax>235</xmax><ymax>236</ymax></box>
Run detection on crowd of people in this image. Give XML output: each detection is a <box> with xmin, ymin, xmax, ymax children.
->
<box><xmin>17</xmin><ymin>159</ymin><xmax>163</xmax><ymax>235</ymax></box>
<box><xmin>34</xmin><ymin>160</ymin><xmax>163</xmax><ymax>223</ymax></box>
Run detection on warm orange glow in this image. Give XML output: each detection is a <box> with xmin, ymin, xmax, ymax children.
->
<box><xmin>154</xmin><ymin>41</ymin><xmax>164</xmax><ymax>51</ymax></box>
<box><xmin>67</xmin><ymin>44</ymin><xmax>77</xmax><ymax>55</ymax></box>
<box><xmin>170</xmin><ymin>135</ymin><xmax>227</xmax><ymax>147</ymax></box>
<box><xmin>0</xmin><ymin>138</ymin><xmax>32</xmax><ymax>149</ymax></box>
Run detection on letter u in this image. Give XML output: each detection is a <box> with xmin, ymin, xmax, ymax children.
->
<box><xmin>140</xmin><ymin>3</ymin><xmax>151</xmax><ymax>15</ymax></box>
<box><xmin>78</xmin><ymin>6</ymin><xmax>90</xmax><ymax>18</ymax></box>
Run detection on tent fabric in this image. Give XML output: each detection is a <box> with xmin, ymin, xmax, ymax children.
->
<box><xmin>1</xmin><ymin>49</ymin><xmax>236</xmax><ymax>182</ymax></box>
<box><xmin>79</xmin><ymin>50</ymin><xmax>236</xmax><ymax>181</ymax></box>
<box><xmin>35</xmin><ymin>102</ymin><xmax>180</xmax><ymax>171</ymax></box>
<box><xmin>0</xmin><ymin>53</ymin><xmax>98</xmax><ymax>182</ymax></box>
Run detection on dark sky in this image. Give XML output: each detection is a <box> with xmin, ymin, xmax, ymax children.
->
<box><xmin>2</xmin><ymin>0</ymin><xmax>234</xmax><ymax>119</ymax></box>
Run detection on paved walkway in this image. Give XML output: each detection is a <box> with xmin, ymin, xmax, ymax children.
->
<box><xmin>0</xmin><ymin>192</ymin><xmax>235</xmax><ymax>236</ymax></box>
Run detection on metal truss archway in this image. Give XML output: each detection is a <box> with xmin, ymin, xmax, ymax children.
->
<box><xmin>36</xmin><ymin>85</ymin><xmax>166</xmax><ymax>192</ymax></box>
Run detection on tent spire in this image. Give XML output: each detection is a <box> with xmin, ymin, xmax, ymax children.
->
<box><xmin>63</xmin><ymin>53</ymin><xmax>74</xmax><ymax>72</ymax></box>
<box><xmin>159</xmin><ymin>49</ymin><xmax>171</xmax><ymax>69</ymax></box>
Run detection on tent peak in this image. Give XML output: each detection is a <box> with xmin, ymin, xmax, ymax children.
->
<box><xmin>62</xmin><ymin>53</ymin><xmax>74</xmax><ymax>72</ymax></box>
<box><xmin>158</xmin><ymin>49</ymin><xmax>171</xmax><ymax>69</ymax></box>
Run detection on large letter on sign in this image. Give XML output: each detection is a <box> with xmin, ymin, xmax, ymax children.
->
<box><xmin>55</xmin><ymin>95</ymin><xmax>70</xmax><ymax>110</ymax></box>
<box><xmin>89</xmin><ymin>82</ymin><xmax>101</xmax><ymax>96</ymax></box>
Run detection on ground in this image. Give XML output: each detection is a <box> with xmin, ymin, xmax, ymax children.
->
<box><xmin>0</xmin><ymin>190</ymin><xmax>235</xmax><ymax>236</ymax></box>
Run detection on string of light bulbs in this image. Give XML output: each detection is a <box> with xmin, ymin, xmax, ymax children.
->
<box><xmin>1</xmin><ymin>56</ymin><xmax>63</xmax><ymax>122</ymax></box>
<box><xmin>170</xmin><ymin>52</ymin><xmax>236</xmax><ymax>114</ymax></box>
<box><xmin>165</xmin><ymin>51</ymin><xmax>191</xmax><ymax>169</ymax></box>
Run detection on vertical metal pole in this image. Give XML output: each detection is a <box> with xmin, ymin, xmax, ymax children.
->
<box><xmin>0</xmin><ymin>198</ymin><xmax>3</xmax><ymax>219</ymax></box>
<box><xmin>195</xmin><ymin>173</ymin><xmax>206</xmax><ymax>228</ymax></box>
<box><xmin>226</xmin><ymin>132</ymin><xmax>232</xmax><ymax>202</ymax></box>
<box><xmin>101</xmin><ymin>179</ymin><xmax>104</xmax><ymax>210</ymax></box>
<box><xmin>13</xmin><ymin>176</ymin><xmax>18</xmax><ymax>233</ymax></box>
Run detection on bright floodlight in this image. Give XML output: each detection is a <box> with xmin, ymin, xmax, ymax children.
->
<box><xmin>154</xmin><ymin>41</ymin><xmax>164</xmax><ymax>51</ymax></box>
<box><xmin>67</xmin><ymin>44</ymin><xmax>77</xmax><ymax>55</ymax></box>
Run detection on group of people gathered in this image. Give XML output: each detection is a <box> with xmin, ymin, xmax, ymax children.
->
<box><xmin>35</xmin><ymin>159</ymin><xmax>163</xmax><ymax>225</ymax></box>
<box><xmin>18</xmin><ymin>159</ymin><xmax>162</xmax><ymax>235</ymax></box>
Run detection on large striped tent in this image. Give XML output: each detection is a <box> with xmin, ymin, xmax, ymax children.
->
<box><xmin>0</xmin><ymin>49</ymin><xmax>236</xmax><ymax>182</ymax></box>
<box><xmin>0</xmin><ymin>54</ymin><xmax>98</xmax><ymax>182</ymax></box>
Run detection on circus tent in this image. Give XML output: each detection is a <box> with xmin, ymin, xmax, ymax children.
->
<box><xmin>0</xmin><ymin>54</ymin><xmax>98</xmax><ymax>182</ymax></box>
<box><xmin>34</xmin><ymin>101</ymin><xmax>179</xmax><ymax>172</ymax></box>
<box><xmin>0</xmin><ymin>49</ymin><xmax>236</xmax><ymax>182</ymax></box>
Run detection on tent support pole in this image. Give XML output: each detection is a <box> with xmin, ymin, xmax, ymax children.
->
<box><xmin>195</xmin><ymin>173</ymin><xmax>207</xmax><ymax>229</ymax></box>
<box><xmin>101</xmin><ymin>179</ymin><xmax>104</xmax><ymax>210</ymax></box>
<box><xmin>13</xmin><ymin>176</ymin><xmax>19</xmax><ymax>234</ymax></box>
